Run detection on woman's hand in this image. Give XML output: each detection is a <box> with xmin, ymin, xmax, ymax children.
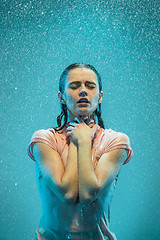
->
<box><xmin>66</xmin><ymin>117</ymin><xmax>98</xmax><ymax>146</ymax></box>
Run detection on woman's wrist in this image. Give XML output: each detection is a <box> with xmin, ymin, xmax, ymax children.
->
<box><xmin>78</xmin><ymin>137</ymin><xmax>92</xmax><ymax>147</ymax></box>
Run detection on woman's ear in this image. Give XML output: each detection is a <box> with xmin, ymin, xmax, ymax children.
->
<box><xmin>98</xmin><ymin>91</ymin><xmax>103</xmax><ymax>104</ymax></box>
<box><xmin>58</xmin><ymin>91</ymin><xmax>66</xmax><ymax>104</ymax></box>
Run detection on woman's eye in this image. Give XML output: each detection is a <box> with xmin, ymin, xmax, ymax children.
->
<box><xmin>69</xmin><ymin>83</ymin><xmax>96</xmax><ymax>89</ymax></box>
<box><xmin>87</xmin><ymin>85</ymin><xmax>95</xmax><ymax>89</ymax></box>
<box><xmin>70</xmin><ymin>85</ymin><xmax>79</xmax><ymax>89</ymax></box>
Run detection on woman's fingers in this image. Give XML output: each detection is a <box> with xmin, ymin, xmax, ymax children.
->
<box><xmin>73</xmin><ymin>116</ymin><xmax>95</xmax><ymax>126</ymax></box>
<box><xmin>73</xmin><ymin>116</ymin><xmax>84</xmax><ymax>123</ymax></box>
<box><xmin>67</xmin><ymin>126</ymin><xmax>75</xmax><ymax>131</ymax></box>
<box><xmin>68</xmin><ymin>122</ymin><xmax>77</xmax><ymax>127</ymax></box>
<box><xmin>66</xmin><ymin>126</ymin><xmax>76</xmax><ymax>135</ymax></box>
<box><xmin>66</xmin><ymin>122</ymin><xmax>77</xmax><ymax>134</ymax></box>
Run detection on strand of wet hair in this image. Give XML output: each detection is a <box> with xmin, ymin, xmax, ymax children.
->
<box><xmin>95</xmin><ymin>103</ymin><xmax>105</xmax><ymax>129</ymax></box>
<box><xmin>54</xmin><ymin>103</ymin><xmax>105</xmax><ymax>131</ymax></box>
<box><xmin>55</xmin><ymin>104</ymin><xmax>68</xmax><ymax>131</ymax></box>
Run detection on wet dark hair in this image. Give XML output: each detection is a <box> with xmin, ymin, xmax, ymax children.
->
<box><xmin>54</xmin><ymin>63</ymin><xmax>105</xmax><ymax>131</ymax></box>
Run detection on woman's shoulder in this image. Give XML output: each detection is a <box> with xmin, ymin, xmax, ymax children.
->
<box><xmin>97</xmin><ymin>126</ymin><xmax>133</xmax><ymax>164</ymax></box>
<box><xmin>99</xmin><ymin>126</ymin><xmax>130</xmax><ymax>142</ymax></box>
<box><xmin>30</xmin><ymin>127</ymin><xmax>65</xmax><ymax>144</ymax></box>
<box><xmin>32</xmin><ymin>126</ymin><xmax>64</xmax><ymax>135</ymax></box>
<box><xmin>32</xmin><ymin>124</ymin><xmax>72</xmax><ymax>139</ymax></box>
<box><xmin>28</xmin><ymin>128</ymin><xmax>61</xmax><ymax>161</ymax></box>
<box><xmin>31</xmin><ymin>128</ymin><xmax>56</xmax><ymax>137</ymax></box>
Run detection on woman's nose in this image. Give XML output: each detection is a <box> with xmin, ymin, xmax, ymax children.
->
<box><xmin>79</xmin><ymin>86</ymin><xmax>88</xmax><ymax>96</ymax></box>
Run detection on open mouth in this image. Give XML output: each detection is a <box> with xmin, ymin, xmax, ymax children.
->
<box><xmin>77</xmin><ymin>98</ymin><xmax>90</xmax><ymax>103</ymax></box>
<box><xmin>77</xmin><ymin>98</ymin><xmax>90</xmax><ymax>106</ymax></box>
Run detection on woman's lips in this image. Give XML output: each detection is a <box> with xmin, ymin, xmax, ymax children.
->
<box><xmin>77</xmin><ymin>102</ymin><xmax>90</xmax><ymax>106</ymax></box>
<box><xmin>77</xmin><ymin>97</ymin><xmax>90</xmax><ymax>103</ymax></box>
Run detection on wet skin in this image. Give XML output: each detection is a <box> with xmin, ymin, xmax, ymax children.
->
<box><xmin>35</xmin><ymin>68</ymin><xmax>127</xmax><ymax>239</ymax></box>
<box><xmin>58</xmin><ymin>67</ymin><xmax>103</xmax><ymax>123</ymax></box>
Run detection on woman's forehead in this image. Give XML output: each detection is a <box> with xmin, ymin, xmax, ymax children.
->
<box><xmin>67</xmin><ymin>68</ymin><xmax>98</xmax><ymax>83</ymax></box>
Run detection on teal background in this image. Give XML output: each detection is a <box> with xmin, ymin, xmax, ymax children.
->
<box><xmin>1</xmin><ymin>0</ymin><xmax>159</xmax><ymax>239</ymax></box>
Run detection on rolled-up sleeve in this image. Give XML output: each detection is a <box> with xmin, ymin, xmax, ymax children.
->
<box><xmin>27</xmin><ymin>129</ymin><xmax>58</xmax><ymax>161</ymax></box>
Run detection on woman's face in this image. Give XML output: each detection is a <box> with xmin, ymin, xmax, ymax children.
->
<box><xmin>58</xmin><ymin>67</ymin><xmax>103</xmax><ymax>121</ymax></box>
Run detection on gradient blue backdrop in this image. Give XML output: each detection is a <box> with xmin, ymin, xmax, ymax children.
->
<box><xmin>1</xmin><ymin>0</ymin><xmax>159</xmax><ymax>239</ymax></box>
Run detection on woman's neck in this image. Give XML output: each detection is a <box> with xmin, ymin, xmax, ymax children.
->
<box><xmin>68</xmin><ymin>113</ymin><xmax>96</xmax><ymax>125</ymax></box>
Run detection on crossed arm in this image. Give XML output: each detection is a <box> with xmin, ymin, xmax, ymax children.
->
<box><xmin>78</xmin><ymin>138</ymin><xmax>127</xmax><ymax>204</ymax></box>
<box><xmin>33</xmin><ymin>137</ymin><xmax>127</xmax><ymax>205</ymax></box>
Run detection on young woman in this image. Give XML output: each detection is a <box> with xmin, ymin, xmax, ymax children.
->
<box><xmin>27</xmin><ymin>63</ymin><xmax>133</xmax><ymax>240</ymax></box>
